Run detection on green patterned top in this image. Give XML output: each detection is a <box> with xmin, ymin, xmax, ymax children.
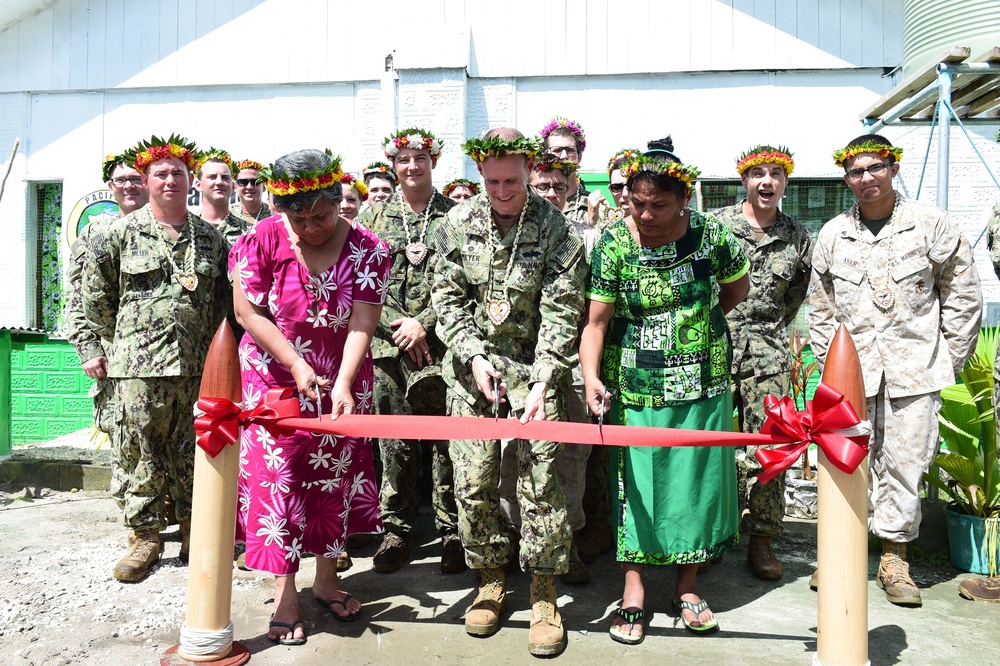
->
<box><xmin>587</xmin><ymin>211</ymin><xmax>749</xmax><ymax>407</ymax></box>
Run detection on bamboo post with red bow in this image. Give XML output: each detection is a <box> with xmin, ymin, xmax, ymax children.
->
<box><xmin>815</xmin><ymin>325</ymin><xmax>869</xmax><ymax>666</ymax></box>
<box><xmin>163</xmin><ymin>320</ymin><xmax>249</xmax><ymax>665</ymax></box>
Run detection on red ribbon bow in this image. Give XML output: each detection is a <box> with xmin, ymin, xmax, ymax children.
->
<box><xmin>194</xmin><ymin>387</ymin><xmax>301</xmax><ymax>458</ymax></box>
<box><xmin>755</xmin><ymin>383</ymin><xmax>869</xmax><ymax>484</ymax></box>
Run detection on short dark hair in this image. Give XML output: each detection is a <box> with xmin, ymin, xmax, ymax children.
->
<box><xmin>270</xmin><ymin>149</ymin><xmax>343</xmax><ymax>211</ymax></box>
<box><xmin>543</xmin><ymin>126</ymin><xmax>583</xmax><ymax>154</ymax></box>
<box><xmin>196</xmin><ymin>157</ymin><xmax>232</xmax><ymax>180</ymax></box>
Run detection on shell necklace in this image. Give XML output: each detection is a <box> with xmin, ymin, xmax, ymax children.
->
<box><xmin>856</xmin><ymin>194</ymin><xmax>900</xmax><ymax>312</ymax></box>
<box><xmin>401</xmin><ymin>192</ymin><xmax>435</xmax><ymax>265</ymax></box>
<box><xmin>485</xmin><ymin>199</ymin><xmax>529</xmax><ymax>326</ymax></box>
<box><xmin>166</xmin><ymin>227</ymin><xmax>198</xmax><ymax>291</ymax></box>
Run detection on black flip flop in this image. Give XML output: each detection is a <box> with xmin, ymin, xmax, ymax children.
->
<box><xmin>268</xmin><ymin>616</ymin><xmax>306</xmax><ymax>645</ymax></box>
<box><xmin>609</xmin><ymin>606</ymin><xmax>645</xmax><ymax>645</ymax></box>
<box><xmin>315</xmin><ymin>592</ymin><xmax>362</xmax><ymax>622</ymax></box>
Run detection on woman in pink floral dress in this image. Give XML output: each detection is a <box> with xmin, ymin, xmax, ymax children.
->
<box><xmin>231</xmin><ymin>149</ymin><xmax>390</xmax><ymax>645</ymax></box>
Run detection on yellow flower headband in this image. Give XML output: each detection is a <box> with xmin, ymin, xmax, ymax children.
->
<box><xmin>133</xmin><ymin>134</ymin><xmax>198</xmax><ymax>174</ymax></box>
<box><xmin>622</xmin><ymin>156</ymin><xmax>701</xmax><ymax>196</ymax></box>
<box><xmin>102</xmin><ymin>149</ymin><xmax>136</xmax><ymax>182</ymax></box>
<box><xmin>533</xmin><ymin>157</ymin><xmax>578</xmax><ymax>174</ymax></box>
<box><xmin>736</xmin><ymin>145</ymin><xmax>795</xmax><ymax>176</ymax></box>
<box><xmin>195</xmin><ymin>147</ymin><xmax>234</xmax><ymax>174</ymax></box>
<box><xmin>340</xmin><ymin>173</ymin><xmax>369</xmax><ymax>201</ymax></box>
<box><xmin>607</xmin><ymin>148</ymin><xmax>643</xmax><ymax>176</ymax></box>
<box><xmin>832</xmin><ymin>141</ymin><xmax>903</xmax><ymax>168</ymax></box>
<box><xmin>263</xmin><ymin>149</ymin><xmax>344</xmax><ymax>196</ymax></box>
<box><xmin>234</xmin><ymin>159</ymin><xmax>266</xmax><ymax>172</ymax></box>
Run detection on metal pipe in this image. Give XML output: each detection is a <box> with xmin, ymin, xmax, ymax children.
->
<box><xmin>938</xmin><ymin>63</ymin><xmax>1000</xmax><ymax>74</ymax></box>
<box><xmin>863</xmin><ymin>86</ymin><xmax>940</xmax><ymax>134</ymax></box>
<box><xmin>936</xmin><ymin>67</ymin><xmax>952</xmax><ymax>210</ymax></box>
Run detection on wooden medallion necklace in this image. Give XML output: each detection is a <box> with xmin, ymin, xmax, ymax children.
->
<box><xmin>165</xmin><ymin>226</ymin><xmax>198</xmax><ymax>291</ymax></box>
<box><xmin>486</xmin><ymin>200</ymin><xmax>529</xmax><ymax>326</ymax></box>
<box><xmin>401</xmin><ymin>192</ymin><xmax>435</xmax><ymax>265</ymax></box>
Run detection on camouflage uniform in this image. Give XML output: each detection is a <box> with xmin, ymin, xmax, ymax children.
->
<box><xmin>82</xmin><ymin>206</ymin><xmax>229</xmax><ymax>530</ymax></box>
<box><xmin>714</xmin><ymin>202</ymin><xmax>812</xmax><ymax>537</ymax></box>
<box><xmin>809</xmin><ymin>195</ymin><xmax>981</xmax><ymax>542</ymax></box>
<box><xmin>229</xmin><ymin>200</ymin><xmax>270</xmax><ymax>229</ymax></box>
<box><xmin>210</xmin><ymin>210</ymin><xmax>255</xmax><ymax>251</ymax></box>
<box><xmin>356</xmin><ymin>190</ymin><xmax>459</xmax><ymax>536</ymax></box>
<box><xmin>64</xmin><ymin>218</ymin><xmax>117</xmax><ymax>433</ymax></box>
<box><xmin>431</xmin><ymin>191</ymin><xmax>586</xmax><ymax>574</ymax></box>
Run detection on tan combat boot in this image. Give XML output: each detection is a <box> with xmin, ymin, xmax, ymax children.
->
<box><xmin>179</xmin><ymin>519</ymin><xmax>191</xmax><ymax>564</ymax></box>
<box><xmin>877</xmin><ymin>541</ymin><xmax>921</xmax><ymax>607</ymax></box>
<box><xmin>528</xmin><ymin>573</ymin><xmax>565</xmax><ymax>656</ymax></box>
<box><xmin>747</xmin><ymin>535</ymin><xmax>783</xmax><ymax>580</ymax></box>
<box><xmin>114</xmin><ymin>529</ymin><xmax>161</xmax><ymax>583</ymax></box>
<box><xmin>465</xmin><ymin>567</ymin><xmax>506</xmax><ymax>636</ymax></box>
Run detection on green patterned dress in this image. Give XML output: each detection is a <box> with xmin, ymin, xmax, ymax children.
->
<box><xmin>587</xmin><ymin>212</ymin><xmax>749</xmax><ymax>564</ymax></box>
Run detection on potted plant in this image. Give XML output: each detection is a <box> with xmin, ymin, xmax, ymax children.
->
<box><xmin>924</xmin><ymin>327</ymin><xmax>1000</xmax><ymax>576</ymax></box>
<box><xmin>784</xmin><ymin>328</ymin><xmax>820</xmax><ymax>519</ymax></box>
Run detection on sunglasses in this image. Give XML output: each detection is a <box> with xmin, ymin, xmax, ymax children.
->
<box><xmin>236</xmin><ymin>178</ymin><xmax>261</xmax><ymax>187</ymax></box>
<box><xmin>608</xmin><ymin>183</ymin><xmax>626</xmax><ymax>193</ymax></box>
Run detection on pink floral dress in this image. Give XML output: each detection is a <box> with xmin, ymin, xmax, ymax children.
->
<box><xmin>230</xmin><ymin>214</ymin><xmax>390</xmax><ymax>575</ymax></box>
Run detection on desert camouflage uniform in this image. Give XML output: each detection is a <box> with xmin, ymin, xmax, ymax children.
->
<box><xmin>356</xmin><ymin>190</ymin><xmax>459</xmax><ymax>536</ymax></box>
<box><xmin>82</xmin><ymin>206</ymin><xmax>229</xmax><ymax>530</ymax></box>
<box><xmin>64</xmin><ymin>218</ymin><xmax>118</xmax><ymax>433</ymax></box>
<box><xmin>431</xmin><ymin>191</ymin><xmax>586</xmax><ymax>574</ymax></box>
<box><xmin>715</xmin><ymin>202</ymin><xmax>812</xmax><ymax>537</ymax></box>
<box><xmin>229</xmin><ymin>200</ymin><xmax>270</xmax><ymax>228</ymax></box>
<box><xmin>809</xmin><ymin>194</ymin><xmax>981</xmax><ymax>542</ymax></box>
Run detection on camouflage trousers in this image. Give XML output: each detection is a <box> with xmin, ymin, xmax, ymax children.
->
<box><xmin>447</xmin><ymin>391</ymin><xmax>571</xmax><ymax>574</ymax></box>
<box><xmin>373</xmin><ymin>359</ymin><xmax>458</xmax><ymax>535</ymax></box>
<box><xmin>733</xmin><ymin>369</ymin><xmax>789</xmax><ymax>537</ymax></box>
<box><xmin>110</xmin><ymin>376</ymin><xmax>199</xmax><ymax>531</ymax></box>
<box><xmin>91</xmin><ymin>377</ymin><xmax>115</xmax><ymax>434</ymax></box>
<box><xmin>866</xmin><ymin>382</ymin><xmax>941</xmax><ymax>543</ymax></box>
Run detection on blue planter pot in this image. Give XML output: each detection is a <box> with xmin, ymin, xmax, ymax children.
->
<box><xmin>946</xmin><ymin>504</ymin><xmax>998</xmax><ymax>575</ymax></box>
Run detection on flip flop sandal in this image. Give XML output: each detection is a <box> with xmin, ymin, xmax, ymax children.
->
<box><xmin>609</xmin><ymin>606</ymin><xmax>645</xmax><ymax>645</ymax></box>
<box><xmin>673</xmin><ymin>598</ymin><xmax>719</xmax><ymax>635</ymax></box>
<box><xmin>268</xmin><ymin>616</ymin><xmax>307</xmax><ymax>645</ymax></box>
<box><xmin>315</xmin><ymin>592</ymin><xmax>362</xmax><ymax>622</ymax></box>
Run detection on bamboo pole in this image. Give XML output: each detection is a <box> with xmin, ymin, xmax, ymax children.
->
<box><xmin>163</xmin><ymin>320</ymin><xmax>249</xmax><ymax>665</ymax></box>
<box><xmin>815</xmin><ymin>324</ymin><xmax>869</xmax><ymax>666</ymax></box>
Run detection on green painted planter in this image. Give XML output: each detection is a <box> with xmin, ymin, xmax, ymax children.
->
<box><xmin>946</xmin><ymin>504</ymin><xmax>999</xmax><ymax>575</ymax></box>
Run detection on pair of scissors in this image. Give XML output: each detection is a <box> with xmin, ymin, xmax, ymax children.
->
<box><xmin>492</xmin><ymin>376</ymin><xmax>500</xmax><ymax>421</ymax></box>
<box><xmin>313</xmin><ymin>373</ymin><xmax>324</xmax><ymax>419</ymax></box>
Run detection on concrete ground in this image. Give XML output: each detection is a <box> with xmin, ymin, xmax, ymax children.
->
<box><xmin>1</xmin><ymin>436</ymin><xmax>998</xmax><ymax>665</ymax></box>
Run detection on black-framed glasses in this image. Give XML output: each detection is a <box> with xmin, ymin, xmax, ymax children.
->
<box><xmin>111</xmin><ymin>176</ymin><xmax>143</xmax><ymax>187</ymax></box>
<box><xmin>531</xmin><ymin>183</ymin><xmax>568</xmax><ymax>194</ymax></box>
<box><xmin>845</xmin><ymin>162</ymin><xmax>889</xmax><ymax>181</ymax></box>
<box><xmin>546</xmin><ymin>146</ymin><xmax>579</xmax><ymax>159</ymax></box>
<box><xmin>608</xmin><ymin>183</ymin><xmax>626</xmax><ymax>193</ymax></box>
<box><xmin>236</xmin><ymin>178</ymin><xmax>261</xmax><ymax>187</ymax></box>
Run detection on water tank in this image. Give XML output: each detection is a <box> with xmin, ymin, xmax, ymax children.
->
<box><xmin>902</xmin><ymin>0</ymin><xmax>1000</xmax><ymax>77</ymax></box>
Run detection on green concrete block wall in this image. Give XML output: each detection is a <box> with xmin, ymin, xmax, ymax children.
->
<box><xmin>10</xmin><ymin>339</ymin><xmax>93</xmax><ymax>444</ymax></box>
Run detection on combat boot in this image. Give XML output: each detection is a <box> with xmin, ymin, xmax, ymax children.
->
<box><xmin>179</xmin><ymin>519</ymin><xmax>191</xmax><ymax>564</ymax></box>
<box><xmin>528</xmin><ymin>573</ymin><xmax>565</xmax><ymax>656</ymax></box>
<box><xmin>465</xmin><ymin>567</ymin><xmax>506</xmax><ymax>636</ymax></box>
<box><xmin>877</xmin><ymin>541</ymin><xmax>921</xmax><ymax>607</ymax></box>
<box><xmin>559</xmin><ymin>543</ymin><xmax>590</xmax><ymax>584</ymax></box>
<box><xmin>747</xmin><ymin>535</ymin><xmax>783</xmax><ymax>580</ymax></box>
<box><xmin>114</xmin><ymin>529</ymin><xmax>160</xmax><ymax>582</ymax></box>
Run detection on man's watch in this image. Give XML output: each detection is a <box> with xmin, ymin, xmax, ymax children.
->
<box><xmin>465</xmin><ymin>354</ymin><xmax>482</xmax><ymax>371</ymax></box>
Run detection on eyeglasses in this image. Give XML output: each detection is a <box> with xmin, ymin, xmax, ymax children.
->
<box><xmin>531</xmin><ymin>183</ymin><xmax>568</xmax><ymax>194</ymax></box>
<box><xmin>845</xmin><ymin>162</ymin><xmax>890</xmax><ymax>181</ymax></box>
<box><xmin>546</xmin><ymin>146</ymin><xmax>579</xmax><ymax>159</ymax></box>
<box><xmin>608</xmin><ymin>183</ymin><xmax>626</xmax><ymax>194</ymax></box>
<box><xmin>111</xmin><ymin>176</ymin><xmax>143</xmax><ymax>187</ymax></box>
<box><xmin>236</xmin><ymin>178</ymin><xmax>261</xmax><ymax>187</ymax></box>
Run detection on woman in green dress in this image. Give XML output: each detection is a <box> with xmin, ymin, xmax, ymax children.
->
<box><xmin>579</xmin><ymin>155</ymin><xmax>750</xmax><ymax>643</ymax></box>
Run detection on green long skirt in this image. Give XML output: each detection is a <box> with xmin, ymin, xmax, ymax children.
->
<box><xmin>611</xmin><ymin>393</ymin><xmax>739</xmax><ymax>565</ymax></box>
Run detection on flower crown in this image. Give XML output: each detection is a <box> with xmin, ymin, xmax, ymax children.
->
<box><xmin>383</xmin><ymin>128</ymin><xmax>443</xmax><ymax>159</ymax></box>
<box><xmin>622</xmin><ymin>156</ymin><xmax>701</xmax><ymax>196</ymax></box>
<box><xmin>607</xmin><ymin>148</ymin><xmax>643</xmax><ymax>176</ymax></box>
<box><xmin>736</xmin><ymin>145</ymin><xmax>795</xmax><ymax>176</ymax></box>
<box><xmin>832</xmin><ymin>141</ymin><xmax>903</xmax><ymax>168</ymax></box>
<box><xmin>443</xmin><ymin>178</ymin><xmax>479</xmax><ymax>197</ymax></box>
<box><xmin>462</xmin><ymin>135</ymin><xmax>542</xmax><ymax>163</ymax></box>
<box><xmin>340</xmin><ymin>173</ymin><xmax>369</xmax><ymax>201</ymax></box>
<box><xmin>234</xmin><ymin>159</ymin><xmax>266</xmax><ymax>172</ymax></box>
<box><xmin>262</xmin><ymin>149</ymin><xmax>344</xmax><ymax>197</ymax></box>
<box><xmin>363</xmin><ymin>161</ymin><xmax>398</xmax><ymax>184</ymax></box>
<box><xmin>533</xmin><ymin>157</ymin><xmax>578</xmax><ymax>174</ymax></box>
<box><xmin>133</xmin><ymin>134</ymin><xmax>198</xmax><ymax>174</ymax></box>
<box><xmin>539</xmin><ymin>117</ymin><xmax>586</xmax><ymax>152</ymax></box>
<box><xmin>102</xmin><ymin>149</ymin><xmax>136</xmax><ymax>183</ymax></box>
<box><xmin>195</xmin><ymin>147</ymin><xmax>234</xmax><ymax>174</ymax></box>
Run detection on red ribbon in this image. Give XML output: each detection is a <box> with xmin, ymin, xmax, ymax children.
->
<box><xmin>194</xmin><ymin>387</ymin><xmax>301</xmax><ymax>457</ymax></box>
<box><xmin>754</xmin><ymin>383</ymin><xmax>869</xmax><ymax>484</ymax></box>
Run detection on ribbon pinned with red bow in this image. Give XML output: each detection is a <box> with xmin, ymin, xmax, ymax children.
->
<box><xmin>754</xmin><ymin>383</ymin><xmax>870</xmax><ymax>484</ymax></box>
<box><xmin>194</xmin><ymin>387</ymin><xmax>301</xmax><ymax>457</ymax></box>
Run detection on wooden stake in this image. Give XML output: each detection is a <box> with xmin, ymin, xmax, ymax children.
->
<box><xmin>815</xmin><ymin>324</ymin><xmax>869</xmax><ymax>666</ymax></box>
